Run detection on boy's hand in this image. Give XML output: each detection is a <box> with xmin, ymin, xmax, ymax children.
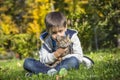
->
<box><xmin>57</xmin><ymin>57</ymin><xmax>62</xmax><ymax>61</ymax></box>
<box><xmin>54</xmin><ymin>48</ymin><xmax>67</xmax><ymax>58</ymax></box>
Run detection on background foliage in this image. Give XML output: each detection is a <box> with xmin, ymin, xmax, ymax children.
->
<box><xmin>0</xmin><ymin>0</ymin><xmax>120</xmax><ymax>59</ymax></box>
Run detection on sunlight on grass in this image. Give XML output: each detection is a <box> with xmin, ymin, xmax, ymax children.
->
<box><xmin>0</xmin><ymin>49</ymin><xmax>120</xmax><ymax>80</ymax></box>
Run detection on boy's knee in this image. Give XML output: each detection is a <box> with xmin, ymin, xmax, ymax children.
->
<box><xmin>70</xmin><ymin>57</ymin><xmax>79</xmax><ymax>65</ymax></box>
<box><xmin>24</xmin><ymin>58</ymin><xmax>32</xmax><ymax>64</ymax></box>
<box><xmin>65</xmin><ymin>57</ymin><xmax>79</xmax><ymax>69</ymax></box>
<box><xmin>23</xmin><ymin>58</ymin><xmax>33</xmax><ymax>68</ymax></box>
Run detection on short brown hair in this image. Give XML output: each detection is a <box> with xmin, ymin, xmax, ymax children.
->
<box><xmin>45</xmin><ymin>11</ymin><xmax>67</xmax><ymax>33</ymax></box>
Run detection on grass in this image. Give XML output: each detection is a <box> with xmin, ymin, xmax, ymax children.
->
<box><xmin>0</xmin><ymin>48</ymin><xmax>120</xmax><ymax>80</ymax></box>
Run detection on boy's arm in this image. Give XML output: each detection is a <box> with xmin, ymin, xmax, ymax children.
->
<box><xmin>72</xmin><ymin>33</ymin><xmax>83</xmax><ymax>56</ymax></box>
<box><xmin>39</xmin><ymin>44</ymin><xmax>57</xmax><ymax>64</ymax></box>
<box><xmin>39</xmin><ymin>44</ymin><xmax>67</xmax><ymax>64</ymax></box>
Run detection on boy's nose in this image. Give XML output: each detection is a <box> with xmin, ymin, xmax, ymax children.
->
<box><xmin>56</xmin><ymin>32</ymin><xmax>61</xmax><ymax>36</ymax></box>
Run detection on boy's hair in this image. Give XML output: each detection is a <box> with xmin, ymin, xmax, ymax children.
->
<box><xmin>45</xmin><ymin>11</ymin><xmax>67</xmax><ymax>33</ymax></box>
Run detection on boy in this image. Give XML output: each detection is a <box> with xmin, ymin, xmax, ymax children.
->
<box><xmin>23</xmin><ymin>11</ymin><xmax>94</xmax><ymax>76</ymax></box>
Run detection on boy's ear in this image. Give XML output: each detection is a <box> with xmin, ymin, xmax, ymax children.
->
<box><xmin>64</xmin><ymin>26</ymin><xmax>67</xmax><ymax>32</ymax></box>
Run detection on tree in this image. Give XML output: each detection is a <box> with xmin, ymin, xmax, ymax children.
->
<box><xmin>0</xmin><ymin>0</ymin><xmax>51</xmax><ymax>58</ymax></box>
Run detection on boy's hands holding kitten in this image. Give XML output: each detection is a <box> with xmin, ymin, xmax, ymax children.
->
<box><xmin>54</xmin><ymin>35</ymin><xmax>71</xmax><ymax>60</ymax></box>
<box><xmin>54</xmin><ymin>48</ymin><xmax>68</xmax><ymax>59</ymax></box>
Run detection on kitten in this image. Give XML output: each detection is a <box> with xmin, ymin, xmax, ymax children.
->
<box><xmin>56</xmin><ymin>35</ymin><xmax>72</xmax><ymax>57</ymax></box>
<box><xmin>48</xmin><ymin>35</ymin><xmax>72</xmax><ymax>67</ymax></box>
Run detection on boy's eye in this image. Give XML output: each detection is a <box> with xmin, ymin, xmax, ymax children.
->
<box><xmin>59</xmin><ymin>30</ymin><xmax>63</xmax><ymax>33</ymax></box>
<box><xmin>52</xmin><ymin>31</ymin><xmax>57</xmax><ymax>34</ymax></box>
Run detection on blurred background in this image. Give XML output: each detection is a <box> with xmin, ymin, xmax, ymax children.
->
<box><xmin>0</xmin><ymin>0</ymin><xmax>120</xmax><ymax>59</ymax></box>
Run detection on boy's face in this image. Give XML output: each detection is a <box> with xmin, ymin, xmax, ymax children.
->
<box><xmin>50</xmin><ymin>27</ymin><xmax>67</xmax><ymax>41</ymax></box>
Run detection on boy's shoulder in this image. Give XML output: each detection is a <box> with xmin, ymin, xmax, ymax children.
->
<box><xmin>66</xmin><ymin>29</ymin><xmax>78</xmax><ymax>38</ymax></box>
<box><xmin>40</xmin><ymin>32</ymin><xmax>48</xmax><ymax>39</ymax></box>
<box><xmin>40</xmin><ymin>32</ymin><xmax>49</xmax><ymax>43</ymax></box>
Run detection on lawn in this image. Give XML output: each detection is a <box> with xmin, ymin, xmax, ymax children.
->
<box><xmin>0</xmin><ymin>48</ymin><xmax>120</xmax><ymax>80</ymax></box>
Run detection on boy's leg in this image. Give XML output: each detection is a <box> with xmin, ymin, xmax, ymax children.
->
<box><xmin>23</xmin><ymin>58</ymin><xmax>51</xmax><ymax>74</ymax></box>
<box><xmin>55</xmin><ymin>56</ymin><xmax>79</xmax><ymax>71</ymax></box>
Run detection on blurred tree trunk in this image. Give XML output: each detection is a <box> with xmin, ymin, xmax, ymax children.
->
<box><xmin>118</xmin><ymin>34</ymin><xmax>120</xmax><ymax>48</ymax></box>
<box><xmin>114</xmin><ymin>15</ymin><xmax>120</xmax><ymax>48</ymax></box>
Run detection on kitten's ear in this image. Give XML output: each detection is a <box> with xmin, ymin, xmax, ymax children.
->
<box><xmin>67</xmin><ymin>35</ymin><xmax>71</xmax><ymax>42</ymax></box>
<box><xmin>66</xmin><ymin>35</ymin><xmax>70</xmax><ymax>39</ymax></box>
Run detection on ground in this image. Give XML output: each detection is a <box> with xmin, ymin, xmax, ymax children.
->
<box><xmin>0</xmin><ymin>48</ymin><xmax>120</xmax><ymax>80</ymax></box>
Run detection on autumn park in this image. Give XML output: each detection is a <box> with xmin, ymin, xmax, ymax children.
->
<box><xmin>0</xmin><ymin>0</ymin><xmax>120</xmax><ymax>80</ymax></box>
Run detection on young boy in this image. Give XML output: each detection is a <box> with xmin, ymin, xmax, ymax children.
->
<box><xmin>23</xmin><ymin>11</ymin><xmax>94</xmax><ymax>76</ymax></box>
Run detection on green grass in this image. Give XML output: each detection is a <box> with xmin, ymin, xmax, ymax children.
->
<box><xmin>0</xmin><ymin>48</ymin><xmax>120</xmax><ymax>80</ymax></box>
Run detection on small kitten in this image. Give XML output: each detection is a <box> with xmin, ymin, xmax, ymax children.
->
<box><xmin>48</xmin><ymin>35</ymin><xmax>72</xmax><ymax>67</ymax></box>
<box><xmin>56</xmin><ymin>35</ymin><xmax>72</xmax><ymax>57</ymax></box>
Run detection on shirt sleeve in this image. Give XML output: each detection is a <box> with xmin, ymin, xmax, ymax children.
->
<box><xmin>39</xmin><ymin>43</ymin><xmax>57</xmax><ymax>64</ymax></box>
<box><xmin>72</xmin><ymin>33</ymin><xmax>83</xmax><ymax>56</ymax></box>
